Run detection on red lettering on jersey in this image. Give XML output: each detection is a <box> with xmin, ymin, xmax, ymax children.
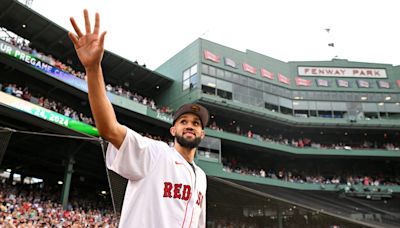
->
<box><xmin>181</xmin><ymin>185</ymin><xmax>191</xmax><ymax>201</ymax></box>
<box><xmin>196</xmin><ymin>192</ymin><xmax>203</xmax><ymax>206</ymax></box>
<box><xmin>163</xmin><ymin>182</ymin><xmax>191</xmax><ymax>201</ymax></box>
<box><xmin>163</xmin><ymin>182</ymin><xmax>173</xmax><ymax>198</ymax></box>
<box><xmin>173</xmin><ymin>184</ymin><xmax>182</xmax><ymax>199</ymax></box>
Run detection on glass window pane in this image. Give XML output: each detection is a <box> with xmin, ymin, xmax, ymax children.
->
<box><xmin>309</xmin><ymin>101</ymin><xmax>317</xmax><ymax>110</ymax></box>
<box><xmin>183</xmin><ymin>79</ymin><xmax>190</xmax><ymax>90</ymax></box>
<box><xmin>183</xmin><ymin>69</ymin><xmax>190</xmax><ymax>80</ymax></box>
<box><xmin>209</xmin><ymin>66</ymin><xmax>216</xmax><ymax>76</ymax></box>
<box><xmin>190</xmin><ymin>64</ymin><xmax>197</xmax><ymax>75</ymax></box>
<box><xmin>293</xmin><ymin>101</ymin><xmax>308</xmax><ymax>109</ymax></box>
<box><xmin>331</xmin><ymin>102</ymin><xmax>347</xmax><ymax>111</ymax></box>
<box><xmin>190</xmin><ymin>74</ymin><xmax>198</xmax><ymax>88</ymax></box>
<box><xmin>216</xmin><ymin>79</ymin><xmax>232</xmax><ymax>92</ymax></box>
<box><xmin>216</xmin><ymin>69</ymin><xmax>224</xmax><ymax>78</ymax></box>
<box><xmin>224</xmin><ymin>71</ymin><xmax>232</xmax><ymax>80</ymax></box>
<box><xmin>385</xmin><ymin>103</ymin><xmax>400</xmax><ymax>112</ymax></box>
<box><xmin>249</xmin><ymin>89</ymin><xmax>262</xmax><ymax>99</ymax></box>
<box><xmin>264</xmin><ymin>93</ymin><xmax>278</xmax><ymax>104</ymax></box>
<box><xmin>232</xmin><ymin>73</ymin><xmax>240</xmax><ymax>83</ymax></box>
<box><xmin>201</xmin><ymin>75</ymin><xmax>216</xmax><ymax>87</ymax></box>
<box><xmin>201</xmin><ymin>64</ymin><xmax>208</xmax><ymax>74</ymax></box>
<box><xmin>248</xmin><ymin>78</ymin><xmax>257</xmax><ymax>88</ymax></box>
<box><xmin>316</xmin><ymin>101</ymin><xmax>332</xmax><ymax>110</ymax></box>
<box><xmin>279</xmin><ymin>97</ymin><xmax>293</xmax><ymax>108</ymax></box>
<box><xmin>362</xmin><ymin>103</ymin><xmax>378</xmax><ymax>112</ymax></box>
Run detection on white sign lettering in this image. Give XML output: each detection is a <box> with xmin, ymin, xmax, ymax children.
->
<box><xmin>298</xmin><ymin>67</ymin><xmax>387</xmax><ymax>78</ymax></box>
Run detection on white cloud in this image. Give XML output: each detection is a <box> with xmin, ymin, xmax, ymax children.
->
<box><xmin>30</xmin><ymin>0</ymin><xmax>400</xmax><ymax>69</ymax></box>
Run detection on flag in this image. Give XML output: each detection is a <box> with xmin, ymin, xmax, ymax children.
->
<box><xmin>242</xmin><ymin>63</ymin><xmax>257</xmax><ymax>74</ymax></box>
<box><xmin>224</xmin><ymin>57</ymin><xmax>236</xmax><ymax>68</ymax></box>
<box><xmin>337</xmin><ymin>79</ymin><xmax>349</xmax><ymax>87</ymax></box>
<box><xmin>261</xmin><ymin>68</ymin><xmax>274</xmax><ymax>80</ymax></box>
<box><xmin>377</xmin><ymin>80</ymin><xmax>390</xmax><ymax>88</ymax></box>
<box><xmin>295</xmin><ymin>77</ymin><xmax>312</xmax><ymax>87</ymax></box>
<box><xmin>357</xmin><ymin>80</ymin><xmax>369</xmax><ymax>88</ymax></box>
<box><xmin>278</xmin><ymin>73</ymin><xmax>290</xmax><ymax>85</ymax></box>
<box><xmin>203</xmin><ymin>50</ymin><xmax>220</xmax><ymax>63</ymax></box>
<box><xmin>316</xmin><ymin>79</ymin><xmax>329</xmax><ymax>87</ymax></box>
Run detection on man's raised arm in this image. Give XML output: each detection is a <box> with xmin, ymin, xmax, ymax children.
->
<box><xmin>68</xmin><ymin>9</ymin><xmax>126</xmax><ymax>148</ymax></box>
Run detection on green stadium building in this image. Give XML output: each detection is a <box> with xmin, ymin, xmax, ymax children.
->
<box><xmin>0</xmin><ymin>0</ymin><xmax>399</xmax><ymax>227</ymax></box>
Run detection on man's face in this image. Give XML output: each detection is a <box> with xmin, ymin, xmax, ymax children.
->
<box><xmin>170</xmin><ymin>113</ymin><xmax>205</xmax><ymax>149</ymax></box>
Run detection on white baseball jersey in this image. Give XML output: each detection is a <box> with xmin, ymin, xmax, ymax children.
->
<box><xmin>106</xmin><ymin>127</ymin><xmax>207</xmax><ymax>228</ymax></box>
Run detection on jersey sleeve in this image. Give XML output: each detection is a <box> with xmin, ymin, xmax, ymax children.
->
<box><xmin>106</xmin><ymin>126</ymin><xmax>163</xmax><ymax>180</ymax></box>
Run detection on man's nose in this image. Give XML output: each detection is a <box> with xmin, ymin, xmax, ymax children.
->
<box><xmin>185</xmin><ymin>125</ymin><xmax>194</xmax><ymax>130</ymax></box>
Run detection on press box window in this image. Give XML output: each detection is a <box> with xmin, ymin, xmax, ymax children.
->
<box><xmin>182</xmin><ymin>64</ymin><xmax>198</xmax><ymax>90</ymax></box>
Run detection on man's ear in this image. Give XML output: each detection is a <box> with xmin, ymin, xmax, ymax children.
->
<box><xmin>170</xmin><ymin>126</ymin><xmax>176</xmax><ymax>137</ymax></box>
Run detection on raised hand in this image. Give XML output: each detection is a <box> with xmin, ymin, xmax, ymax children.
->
<box><xmin>68</xmin><ymin>9</ymin><xmax>107</xmax><ymax>70</ymax></box>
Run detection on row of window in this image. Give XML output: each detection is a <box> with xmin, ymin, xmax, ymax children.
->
<box><xmin>201</xmin><ymin>64</ymin><xmax>400</xmax><ymax>103</ymax></box>
<box><xmin>201</xmin><ymin>83</ymin><xmax>400</xmax><ymax>120</ymax></box>
<box><xmin>182</xmin><ymin>64</ymin><xmax>400</xmax><ymax>120</ymax></box>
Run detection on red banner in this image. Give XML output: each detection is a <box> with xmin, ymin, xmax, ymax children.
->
<box><xmin>295</xmin><ymin>77</ymin><xmax>312</xmax><ymax>86</ymax></box>
<box><xmin>397</xmin><ymin>80</ymin><xmax>400</xmax><ymax>88</ymax></box>
<box><xmin>278</xmin><ymin>73</ymin><xmax>290</xmax><ymax>85</ymax></box>
<box><xmin>242</xmin><ymin>63</ymin><xmax>257</xmax><ymax>74</ymax></box>
<box><xmin>203</xmin><ymin>50</ymin><xmax>220</xmax><ymax>63</ymax></box>
<box><xmin>261</xmin><ymin>68</ymin><xmax>274</xmax><ymax>80</ymax></box>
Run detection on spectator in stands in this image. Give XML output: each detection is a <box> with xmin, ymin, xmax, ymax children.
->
<box><xmin>4</xmin><ymin>83</ymin><xmax>13</xmax><ymax>94</ymax></box>
<box><xmin>247</xmin><ymin>130</ymin><xmax>253</xmax><ymax>138</ymax></box>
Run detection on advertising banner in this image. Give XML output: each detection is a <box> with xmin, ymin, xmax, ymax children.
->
<box><xmin>0</xmin><ymin>39</ymin><xmax>88</xmax><ymax>92</ymax></box>
<box><xmin>242</xmin><ymin>63</ymin><xmax>257</xmax><ymax>74</ymax></box>
<box><xmin>0</xmin><ymin>92</ymin><xmax>99</xmax><ymax>136</ymax></box>
<box><xmin>261</xmin><ymin>68</ymin><xmax>274</xmax><ymax>80</ymax></box>
<box><xmin>295</xmin><ymin>77</ymin><xmax>312</xmax><ymax>87</ymax></box>
<box><xmin>278</xmin><ymin>73</ymin><xmax>290</xmax><ymax>85</ymax></box>
<box><xmin>203</xmin><ymin>50</ymin><xmax>220</xmax><ymax>63</ymax></box>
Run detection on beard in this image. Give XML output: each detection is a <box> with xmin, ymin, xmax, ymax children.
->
<box><xmin>175</xmin><ymin>134</ymin><xmax>202</xmax><ymax>149</ymax></box>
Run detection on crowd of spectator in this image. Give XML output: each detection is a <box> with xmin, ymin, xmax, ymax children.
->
<box><xmin>209</xmin><ymin>218</ymin><xmax>260</xmax><ymax>228</ymax></box>
<box><xmin>0</xmin><ymin>31</ymin><xmax>173</xmax><ymax>116</ymax></box>
<box><xmin>0</xmin><ymin>82</ymin><xmax>94</xmax><ymax>126</ymax></box>
<box><xmin>104</xmin><ymin>83</ymin><xmax>172</xmax><ymax>115</ymax></box>
<box><xmin>222</xmin><ymin>157</ymin><xmax>400</xmax><ymax>187</ymax></box>
<box><xmin>0</xmin><ymin>180</ymin><xmax>119</xmax><ymax>227</ymax></box>
<box><xmin>208</xmin><ymin>120</ymin><xmax>400</xmax><ymax>151</ymax></box>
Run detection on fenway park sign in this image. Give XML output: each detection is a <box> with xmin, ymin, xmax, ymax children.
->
<box><xmin>298</xmin><ymin>66</ymin><xmax>387</xmax><ymax>78</ymax></box>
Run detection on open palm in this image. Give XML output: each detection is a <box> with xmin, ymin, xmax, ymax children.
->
<box><xmin>68</xmin><ymin>9</ymin><xmax>106</xmax><ymax>69</ymax></box>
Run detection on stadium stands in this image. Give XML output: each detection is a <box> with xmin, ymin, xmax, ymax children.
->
<box><xmin>0</xmin><ymin>180</ymin><xmax>119</xmax><ymax>227</ymax></box>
